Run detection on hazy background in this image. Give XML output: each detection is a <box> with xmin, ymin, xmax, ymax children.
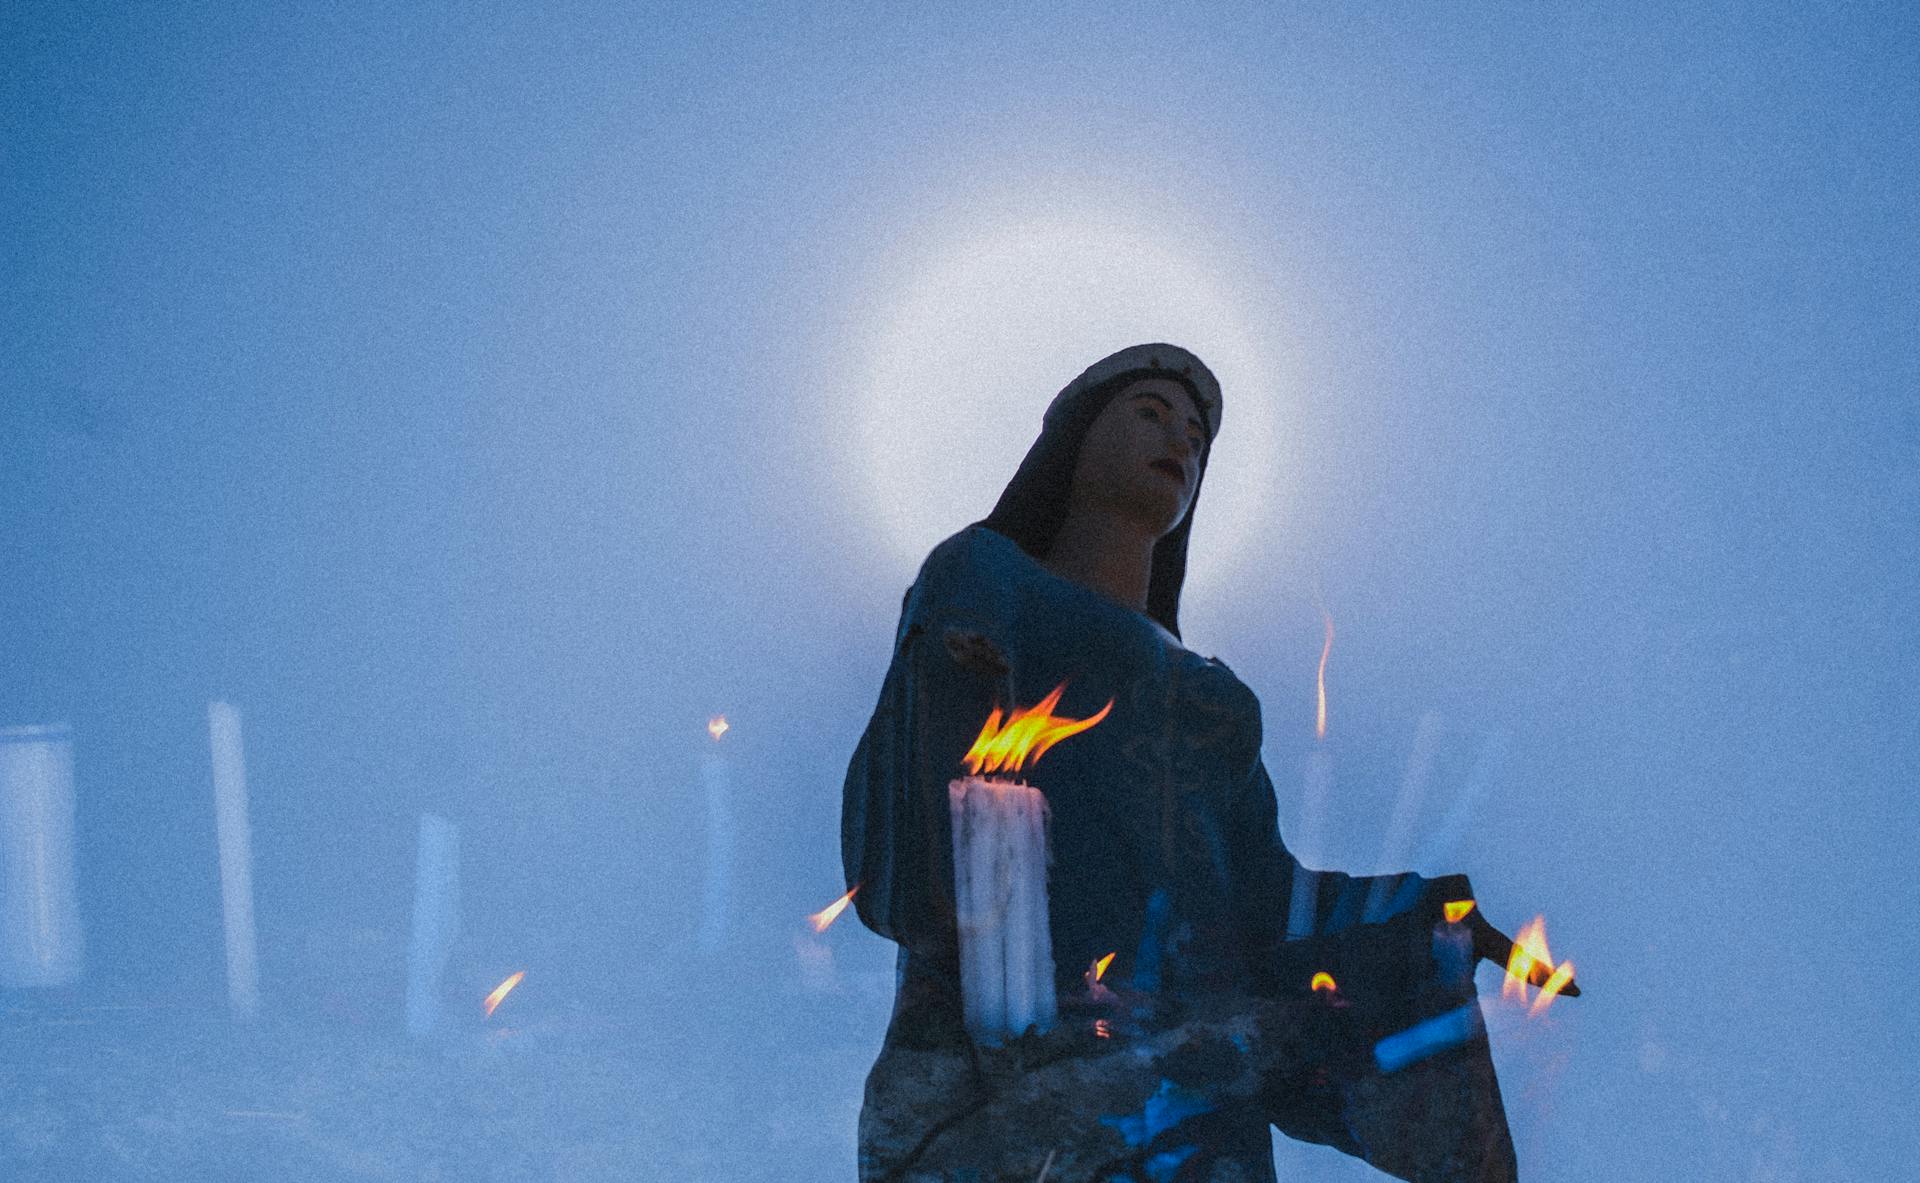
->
<box><xmin>4</xmin><ymin>2</ymin><xmax>1914</xmax><ymax>1178</ymax></box>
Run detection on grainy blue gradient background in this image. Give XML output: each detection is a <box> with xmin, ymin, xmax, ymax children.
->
<box><xmin>4</xmin><ymin>3</ymin><xmax>1914</xmax><ymax>1178</ymax></box>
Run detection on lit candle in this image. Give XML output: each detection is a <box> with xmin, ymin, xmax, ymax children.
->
<box><xmin>797</xmin><ymin>886</ymin><xmax>857</xmax><ymax>995</ymax></box>
<box><xmin>948</xmin><ymin>774</ymin><xmax>1049</xmax><ymax>1043</ymax></box>
<box><xmin>946</xmin><ymin>683</ymin><xmax>1108</xmax><ymax>1046</ymax></box>
<box><xmin>0</xmin><ymin>722</ymin><xmax>84</xmax><ymax>987</ymax></box>
<box><xmin>696</xmin><ymin>715</ymin><xmax>733</xmax><ymax>955</ymax></box>
<box><xmin>1288</xmin><ymin>610</ymin><xmax>1335</xmax><ymax>940</ymax></box>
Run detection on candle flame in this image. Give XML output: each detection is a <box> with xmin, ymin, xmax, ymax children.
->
<box><xmin>1502</xmin><ymin>916</ymin><xmax>1549</xmax><ymax>1001</ymax></box>
<box><xmin>809</xmin><ymin>886</ymin><xmax>858</xmax><ymax>932</ymax></box>
<box><xmin>961</xmin><ymin>682</ymin><xmax>1112</xmax><ymax>775</ymax></box>
<box><xmin>1444</xmin><ymin>899</ymin><xmax>1476</xmax><ymax>924</ymax></box>
<box><xmin>483</xmin><ymin>971</ymin><xmax>525</xmax><ymax>1018</ymax></box>
<box><xmin>707</xmin><ymin>715</ymin><xmax>729</xmax><ymax>741</ymax></box>
<box><xmin>1315</xmin><ymin>609</ymin><xmax>1334</xmax><ymax>740</ymax></box>
<box><xmin>1531</xmin><ymin>960</ymin><xmax>1577</xmax><ymax>1016</ymax></box>
<box><xmin>1085</xmin><ymin>951</ymin><xmax>1119</xmax><ymax>1002</ymax></box>
<box><xmin>1501</xmin><ymin>914</ymin><xmax>1574</xmax><ymax>1014</ymax></box>
<box><xmin>1311</xmin><ymin>971</ymin><xmax>1338</xmax><ymax>993</ymax></box>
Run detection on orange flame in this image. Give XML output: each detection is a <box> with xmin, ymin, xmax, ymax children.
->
<box><xmin>809</xmin><ymin>886</ymin><xmax>858</xmax><ymax>933</ymax></box>
<box><xmin>1444</xmin><ymin>899</ymin><xmax>1477</xmax><ymax>924</ymax></box>
<box><xmin>1085</xmin><ymin>952</ymin><xmax>1118</xmax><ymax>1002</ymax></box>
<box><xmin>1315</xmin><ymin>609</ymin><xmax>1334</xmax><ymax>740</ymax></box>
<box><xmin>1310</xmin><ymin>971</ymin><xmax>1338</xmax><ymax>993</ymax></box>
<box><xmin>1502</xmin><ymin>916</ymin><xmax>1550</xmax><ymax>1001</ymax></box>
<box><xmin>961</xmin><ymin>683</ymin><xmax>1112</xmax><ymax>775</ymax></box>
<box><xmin>1501</xmin><ymin>915</ymin><xmax>1574</xmax><ymax>1014</ymax></box>
<box><xmin>707</xmin><ymin>715</ymin><xmax>729</xmax><ymax>741</ymax></box>
<box><xmin>1531</xmin><ymin>960</ymin><xmax>1577</xmax><ymax>1016</ymax></box>
<box><xmin>483</xmin><ymin>971</ymin><xmax>525</xmax><ymax>1018</ymax></box>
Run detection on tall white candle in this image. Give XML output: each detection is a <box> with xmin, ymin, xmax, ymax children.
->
<box><xmin>1002</xmin><ymin>786</ymin><xmax>1045</xmax><ymax>1035</ymax></box>
<box><xmin>1288</xmin><ymin>609</ymin><xmax>1337</xmax><ymax>941</ymax></box>
<box><xmin>696</xmin><ymin>716</ymin><xmax>734</xmax><ymax>955</ymax></box>
<box><xmin>963</xmin><ymin>778</ymin><xmax>1006</xmax><ymax>1036</ymax></box>
<box><xmin>207</xmin><ymin>702</ymin><xmax>260</xmax><ymax>1021</ymax></box>
<box><xmin>0</xmin><ymin>722</ymin><xmax>85</xmax><ymax>987</ymax></box>
<box><xmin>948</xmin><ymin>775</ymin><xmax>1055</xmax><ymax>1045</ymax></box>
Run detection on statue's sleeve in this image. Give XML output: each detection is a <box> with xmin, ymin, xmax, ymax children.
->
<box><xmin>840</xmin><ymin>531</ymin><xmax>1015</xmax><ymax>955</ymax></box>
<box><xmin>1230</xmin><ymin>749</ymin><xmax>1519</xmax><ymax>1181</ymax></box>
<box><xmin>1229</xmin><ymin>753</ymin><xmax>1470</xmax><ymax>995</ymax></box>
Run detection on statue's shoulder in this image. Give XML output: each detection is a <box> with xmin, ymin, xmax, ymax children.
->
<box><xmin>914</xmin><ymin>525</ymin><xmax>1013</xmax><ymax>589</ymax></box>
<box><xmin>895</xmin><ymin>527</ymin><xmax>1034</xmax><ymax>650</ymax></box>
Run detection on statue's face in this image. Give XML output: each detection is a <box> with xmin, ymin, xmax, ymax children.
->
<box><xmin>1067</xmin><ymin>376</ymin><xmax>1207</xmax><ymax>538</ymax></box>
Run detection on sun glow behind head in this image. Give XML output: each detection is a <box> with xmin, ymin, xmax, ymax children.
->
<box><xmin>831</xmin><ymin>187</ymin><xmax>1298</xmax><ymax>605</ymax></box>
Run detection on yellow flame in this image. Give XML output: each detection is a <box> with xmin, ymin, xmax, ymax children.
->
<box><xmin>1093</xmin><ymin>952</ymin><xmax>1115</xmax><ymax>983</ymax></box>
<box><xmin>809</xmin><ymin>886</ymin><xmax>858</xmax><ymax>933</ymax></box>
<box><xmin>707</xmin><ymin>715</ymin><xmax>729</xmax><ymax>741</ymax></box>
<box><xmin>1315</xmin><ymin>610</ymin><xmax>1334</xmax><ymax>740</ymax></box>
<box><xmin>1531</xmin><ymin>960</ymin><xmax>1577</xmax><ymax>1016</ymax></box>
<box><xmin>1501</xmin><ymin>914</ymin><xmax>1579</xmax><ymax>1015</ymax></box>
<box><xmin>483</xmin><ymin>971</ymin><xmax>525</xmax><ymax>1018</ymax></box>
<box><xmin>1503</xmin><ymin>915</ymin><xmax>1551</xmax><ymax>1001</ymax></box>
<box><xmin>1444</xmin><ymin>899</ymin><xmax>1477</xmax><ymax>924</ymax></box>
<box><xmin>1311</xmin><ymin>971</ymin><xmax>1337</xmax><ymax>993</ymax></box>
<box><xmin>961</xmin><ymin>683</ymin><xmax>1112</xmax><ymax>775</ymax></box>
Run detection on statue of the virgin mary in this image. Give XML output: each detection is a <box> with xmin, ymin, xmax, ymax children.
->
<box><xmin>842</xmin><ymin>343</ymin><xmax>1575</xmax><ymax>1181</ymax></box>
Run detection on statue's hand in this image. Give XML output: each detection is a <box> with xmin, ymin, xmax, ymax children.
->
<box><xmin>943</xmin><ymin>628</ymin><xmax>1010</xmax><ymax>679</ymax></box>
<box><xmin>1426</xmin><ymin>874</ymin><xmax>1583</xmax><ymax>998</ymax></box>
<box><xmin>1467</xmin><ymin>910</ymin><xmax>1583</xmax><ymax>998</ymax></box>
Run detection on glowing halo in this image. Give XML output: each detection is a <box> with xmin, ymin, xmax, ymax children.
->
<box><xmin>838</xmin><ymin>202</ymin><xmax>1296</xmax><ymax>606</ymax></box>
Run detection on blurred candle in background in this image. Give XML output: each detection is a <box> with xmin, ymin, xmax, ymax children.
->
<box><xmin>696</xmin><ymin>715</ymin><xmax>734</xmax><ymax>955</ymax></box>
<box><xmin>405</xmin><ymin>813</ymin><xmax>461</xmax><ymax>1037</ymax></box>
<box><xmin>208</xmin><ymin>701</ymin><xmax>261</xmax><ymax>1021</ymax></box>
<box><xmin>1364</xmin><ymin>709</ymin><xmax>1444</xmax><ymax>923</ymax></box>
<box><xmin>797</xmin><ymin>885</ymin><xmax>858</xmax><ymax>995</ymax></box>
<box><xmin>1287</xmin><ymin>743</ymin><xmax>1332</xmax><ymax>940</ymax></box>
<box><xmin>0</xmin><ymin>722</ymin><xmax>85</xmax><ymax>988</ymax></box>
<box><xmin>1288</xmin><ymin>609</ymin><xmax>1335</xmax><ymax>940</ymax></box>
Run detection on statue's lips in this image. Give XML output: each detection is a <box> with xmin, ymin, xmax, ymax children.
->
<box><xmin>1149</xmin><ymin>458</ymin><xmax>1186</xmax><ymax>485</ymax></box>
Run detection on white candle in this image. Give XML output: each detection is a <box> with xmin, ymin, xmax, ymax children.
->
<box><xmin>0</xmin><ymin>722</ymin><xmax>85</xmax><ymax>987</ymax></box>
<box><xmin>404</xmin><ymin>812</ymin><xmax>461</xmax><ymax>1037</ymax></box>
<box><xmin>948</xmin><ymin>775</ymin><xmax>1056</xmax><ymax>1045</ymax></box>
<box><xmin>1289</xmin><ymin>608</ymin><xmax>1336</xmax><ymax>941</ymax></box>
<box><xmin>696</xmin><ymin>716</ymin><xmax>733</xmax><ymax>955</ymax></box>
<box><xmin>207</xmin><ymin>702</ymin><xmax>261</xmax><ymax>1021</ymax></box>
<box><xmin>1002</xmin><ymin>786</ymin><xmax>1048</xmax><ymax>1035</ymax></box>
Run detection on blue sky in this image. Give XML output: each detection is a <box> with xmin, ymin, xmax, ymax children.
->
<box><xmin>5</xmin><ymin>3</ymin><xmax>1916</xmax><ymax>1177</ymax></box>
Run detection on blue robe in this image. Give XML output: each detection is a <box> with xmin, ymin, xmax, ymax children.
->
<box><xmin>843</xmin><ymin>524</ymin><xmax>1517</xmax><ymax>1181</ymax></box>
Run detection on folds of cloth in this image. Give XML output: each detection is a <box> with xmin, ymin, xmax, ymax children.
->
<box><xmin>859</xmin><ymin>915</ymin><xmax>1516</xmax><ymax>1183</ymax></box>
